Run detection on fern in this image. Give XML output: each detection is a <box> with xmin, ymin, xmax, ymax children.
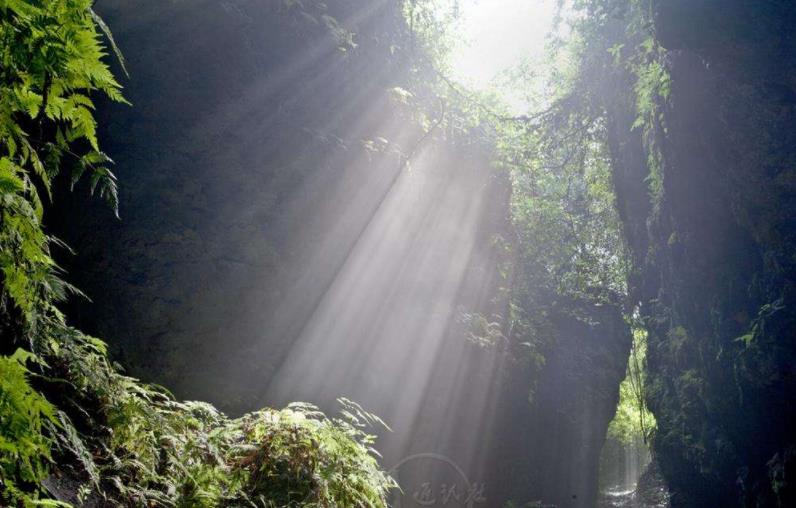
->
<box><xmin>0</xmin><ymin>349</ymin><xmax>59</xmax><ymax>505</ymax></box>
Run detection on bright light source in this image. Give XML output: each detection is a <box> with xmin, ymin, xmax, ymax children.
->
<box><xmin>447</xmin><ymin>0</ymin><xmax>559</xmax><ymax>110</ymax></box>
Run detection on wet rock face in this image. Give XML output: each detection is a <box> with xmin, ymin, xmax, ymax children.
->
<box><xmin>486</xmin><ymin>301</ymin><xmax>632</xmax><ymax>508</ymax></box>
<box><xmin>51</xmin><ymin>0</ymin><xmax>412</xmax><ymax>411</ymax></box>
<box><xmin>610</xmin><ymin>2</ymin><xmax>796</xmax><ymax>506</ymax></box>
<box><xmin>532</xmin><ymin>302</ymin><xmax>632</xmax><ymax>508</ymax></box>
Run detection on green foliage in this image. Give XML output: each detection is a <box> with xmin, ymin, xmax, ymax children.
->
<box><xmin>0</xmin><ymin>0</ymin><xmax>125</xmax><ymax>205</ymax></box>
<box><xmin>403</xmin><ymin>0</ymin><xmax>460</xmax><ymax>72</ymax></box>
<box><xmin>505</xmin><ymin>120</ymin><xmax>628</xmax><ymax>303</ymax></box>
<box><xmin>608</xmin><ymin>327</ymin><xmax>656</xmax><ymax>445</ymax></box>
<box><xmin>458</xmin><ymin>311</ymin><xmax>508</xmax><ymax>349</ymax></box>
<box><xmin>0</xmin><ymin>0</ymin><xmax>125</xmax><ymax>340</ymax></box>
<box><xmin>630</xmin><ymin>39</ymin><xmax>670</xmax><ymax>205</ymax></box>
<box><xmin>231</xmin><ymin>400</ymin><xmax>396</xmax><ymax>507</ymax></box>
<box><xmin>35</xmin><ymin>324</ymin><xmax>395</xmax><ymax>506</ymax></box>
<box><xmin>734</xmin><ymin>298</ymin><xmax>784</xmax><ymax>350</ymax></box>
<box><xmin>52</xmin><ymin>331</ymin><xmax>394</xmax><ymax>505</ymax></box>
<box><xmin>1</xmin><ymin>266</ymin><xmax>396</xmax><ymax>506</ymax></box>
<box><xmin>446</xmin><ymin>3</ymin><xmax>634</xmax><ymax>394</ymax></box>
<box><xmin>404</xmin><ymin>1</ymin><xmax>638</xmax><ymax>411</ymax></box>
<box><xmin>732</xmin><ymin>298</ymin><xmax>786</xmax><ymax>405</ymax></box>
<box><xmin>0</xmin><ymin>1</ymin><xmax>126</xmax><ymax>503</ymax></box>
<box><xmin>0</xmin><ymin>349</ymin><xmax>61</xmax><ymax>506</ymax></box>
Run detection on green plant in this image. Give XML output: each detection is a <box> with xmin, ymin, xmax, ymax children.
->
<box><xmin>230</xmin><ymin>400</ymin><xmax>397</xmax><ymax>507</ymax></box>
<box><xmin>0</xmin><ymin>0</ymin><xmax>126</xmax><ymax>333</ymax></box>
<box><xmin>608</xmin><ymin>327</ymin><xmax>656</xmax><ymax>445</ymax></box>
<box><xmin>0</xmin><ymin>1</ymin><xmax>125</xmax><ymax>504</ymax></box>
<box><xmin>0</xmin><ymin>349</ymin><xmax>63</xmax><ymax>506</ymax></box>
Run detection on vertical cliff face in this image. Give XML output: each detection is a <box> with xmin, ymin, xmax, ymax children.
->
<box><xmin>607</xmin><ymin>2</ymin><xmax>796</xmax><ymax>505</ymax></box>
<box><xmin>493</xmin><ymin>301</ymin><xmax>631</xmax><ymax>508</ymax></box>
<box><xmin>52</xmin><ymin>0</ymin><xmax>415</xmax><ymax>410</ymax></box>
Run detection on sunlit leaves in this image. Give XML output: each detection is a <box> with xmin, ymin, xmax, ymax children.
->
<box><xmin>230</xmin><ymin>399</ymin><xmax>396</xmax><ymax>507</ymax></box>
<box><xmin>389</xmin><ymin>86</ymin><xmax>414</xmax><ymax>104</ymax></box>
<box><xmin>1</xmin><ymin>0</ymin><xmax>127</xmax><ymax>220</ymax></box>
<box><xmin>504</xmin><ymin>113</ymin><xmax>628</xmax><ymax>304</ymax></box>
<box><xmin>0</xmin><ymin>0</ymin><xmax>127</xmax><ymax>503</ymax></box>
<box><xmin>0</xmin><ymin>0</ymin><xmax>127</xmax><ymax>334</ymax></box>
<box><xmin>608</xmin><ymin>327</ymin><xmax>656</xmax><ymax>445</ymax></box>
<box><xmin>0</xmin><ymin>349</ymin><xmax>59</xmax><ymax>504</ymax></box>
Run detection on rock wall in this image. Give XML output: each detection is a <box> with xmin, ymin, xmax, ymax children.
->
<box><xmin>486</xmin><ymin>300</ymin><xmax>631</xmax><ymax>508</ymax></box>
<box><xmin>51</xmin><ymin>0</ymin><xmax>416</xmax><ymax>411</ymax></box>
<box><xmin>607</xmin><ymin>1</ymin><xmax>796</xmax><ymax>505</ymax></box>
